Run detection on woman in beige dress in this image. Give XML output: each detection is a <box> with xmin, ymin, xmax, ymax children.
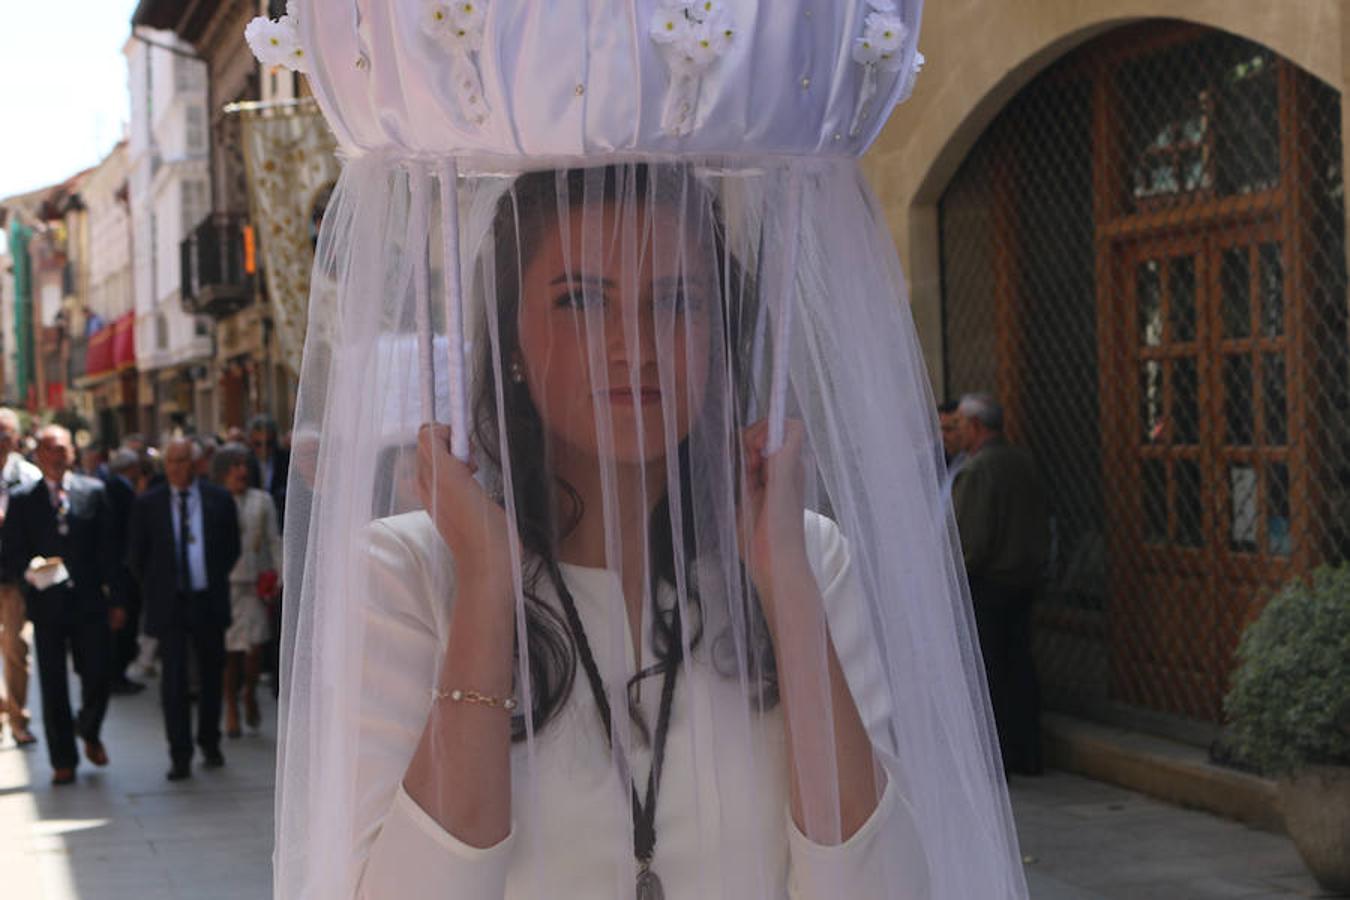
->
<box><xmin>211</xmin><ymin>442</ymin><xmax>281</xmax><ymax>737</ymax></box>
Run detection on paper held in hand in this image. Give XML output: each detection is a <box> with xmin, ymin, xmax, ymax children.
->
<box><xmin>26</xmin><ymin>556</ymin><xmax>70</xmax><ymax>591</ymax></box>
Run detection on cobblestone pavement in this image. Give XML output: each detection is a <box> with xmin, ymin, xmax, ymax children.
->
<box><xmin>0</xmin><ymin>670</ymin><xmax>1334</xmax><ymax>899</ymax></box>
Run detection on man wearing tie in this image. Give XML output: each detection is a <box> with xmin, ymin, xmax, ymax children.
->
<box><xmin>0</xmin><ymin>425</ymin><xmax>124</xmax><ymax>784</ymax></box>
<box><xmin>128</xmin><ymin>437</ymin><xmax>241</xmax><ymax>781</ymax></box>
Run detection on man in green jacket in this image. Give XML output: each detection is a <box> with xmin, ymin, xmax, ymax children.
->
<box><xmin>952</xmin><ymin>393</ymin><xmax>1050</xmax><ymax>775</ymax></box>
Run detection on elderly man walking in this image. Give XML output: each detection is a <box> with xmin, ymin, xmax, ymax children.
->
<box><xmin>952</xmin><ymin>393</ymin><xmax>1050</xmax><ymax>776</ymax></box>
<box><xmin>0</xmin><ymin>407</ymin><xmax>41</xmax><ymax>746</ymax></box>
<box><xmin>128</xmin><ymin>438</ymin><xmax>241</xmax><ymax>781</ymax></box>
<box><xmin>0</xmin><ymin>425</ymin><xmax>125</xmax><ymax>784</ymax></box>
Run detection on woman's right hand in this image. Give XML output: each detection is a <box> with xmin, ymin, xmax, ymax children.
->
<box><xmin>416</xmin><ymin>424</ymin><xmax>514</xmax><ymax>596</ymax></box>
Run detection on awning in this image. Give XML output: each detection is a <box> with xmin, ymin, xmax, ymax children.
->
<box><xmin>85</xmin><ymin>326</ymin><xmax>114</xmax><ymax>379</ymax></box>
<box><xmin>112</xmin><ymin>312</ymin><xmax>136</xmax><ymax>370</ymax></box>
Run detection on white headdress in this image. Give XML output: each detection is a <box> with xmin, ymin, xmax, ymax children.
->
<box><xmin>258</xmin><ymin>2</ymin><xmax>1028</xmax><ymax>898</ymax></box>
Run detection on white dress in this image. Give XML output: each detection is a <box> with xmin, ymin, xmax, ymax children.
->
<box><xmin>352</xmin><ymin>511</ymin><xmax>928</xmax><ymax>899</ymax></box>
<box><xmin>226</xmin><ymin>488</ymin><xmax>281</xmax><ymax>653</ymax></box>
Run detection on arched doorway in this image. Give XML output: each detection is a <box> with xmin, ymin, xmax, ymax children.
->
<box><xmin>939</xmin><ymin>21</ymin><xmax>1349</xmax><ymax>725</ymax></box>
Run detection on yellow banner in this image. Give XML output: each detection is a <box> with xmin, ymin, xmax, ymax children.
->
<box><xmin>239</xmin><ymin>99</ymin><xmax>339</xmax><ymax>375</ymax></box>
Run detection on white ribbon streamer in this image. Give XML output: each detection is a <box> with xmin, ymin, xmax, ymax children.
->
<box><xmin>409</xmin><ymin>166</ymin><xmax>437</xmax><ymax>424</ymax></box>
<box><xmin>766</xmin><ymin>169</ymin><xmax>803</xmax><ymax>453</ymax></box>
<box><xmin>439</xmin><ymin>160</ymin><xmax>470</xmax><ymax>461</ymax></box>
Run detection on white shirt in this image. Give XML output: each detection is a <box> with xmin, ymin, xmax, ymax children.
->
<box><xmin>352</xmin><ymin>511</ymin><xmax>926</xmax><ymax>899</ymax></box>
<box><xmin>1</xmin><ymin>453</ymin><xmax>41</xmax><ymax>519</ymax></box>
<box><xmin>43</xmin><ymin>473</ymin><xmax>73</xmax><ymax>521</ymax></box>
<box><xmin>1</xmin><ymin>452</ymin><xmax>40</xmax><ymax>491</ymax></box>
<box><xmin>169</xmin><ymin>481</ymin><xmax>209</xmax><ymax>592</ymax></box>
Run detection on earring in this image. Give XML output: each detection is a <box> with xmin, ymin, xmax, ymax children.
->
<box><xmin>509</xmin><ymin>361</ymin><xmax>525</xmax><ymax>384</ymax></box>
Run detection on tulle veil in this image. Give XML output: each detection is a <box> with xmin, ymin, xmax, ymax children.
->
<box><xmin>267</xmin><ymin>2</ymin><xmax>1028</xmax><ymax>897</ymax></box>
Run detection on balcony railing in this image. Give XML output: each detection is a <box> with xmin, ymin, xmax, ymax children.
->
<box><xmin>181</xmin><ymin>213</ymin><xmax>254</xmax><ymax>318</ymax></box>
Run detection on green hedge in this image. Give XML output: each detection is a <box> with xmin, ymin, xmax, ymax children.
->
<box><xmin>1224</xmin><ymin>566</ymin><xmax>1350</xmax><ymax>776</ymax></box>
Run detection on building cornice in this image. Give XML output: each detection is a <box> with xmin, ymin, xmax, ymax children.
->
<box><xmin>133</xmin><ymin>0</ymin><xmax>218</xmax><ymax>50</ymax></box>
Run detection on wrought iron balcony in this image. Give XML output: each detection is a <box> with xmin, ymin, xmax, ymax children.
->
<box><xmin>181</xmin><ymin>214</ymin><xmax>254</xmax><ymax>318</ymax></box>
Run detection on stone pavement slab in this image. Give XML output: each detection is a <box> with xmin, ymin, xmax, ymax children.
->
<box><xmin>1011</xmin><ymin>771</ymin><xmax>1334</xmax><ymax>899</ymax></box>
<box><xmin>1</xmin><ymin>669</ymin><xmax>274</xmax><ymax>900</ymax></box>
<box><xmin>1</xmin><ymin>672</ymin><xmax>1339</xmax><ymax>899</ymax></box>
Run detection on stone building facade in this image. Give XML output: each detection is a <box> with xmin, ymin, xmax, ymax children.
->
<box><xmin>867</xmin><ymin>0</ymin><xmax>1350</xmax><ymax>738</ymax></box>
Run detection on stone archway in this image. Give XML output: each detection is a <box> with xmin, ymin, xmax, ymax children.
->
<box><xmin>863</xmin><ymin>0</ymin><xmax>1344</xmax><ymax>392</ymax></box>
<box><xmin>928</xmin><ymin>19</ymin><xmax>1349</xmax><ymax>725</ymax></box>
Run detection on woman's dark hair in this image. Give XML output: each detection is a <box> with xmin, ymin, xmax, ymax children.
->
<box><xmin>471</xmin><ymin>164</ymin><xmax>778</xmax><ymax>741</ymax></box>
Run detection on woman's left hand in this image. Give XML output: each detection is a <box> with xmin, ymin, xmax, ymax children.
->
<box><xmin>739</xmin><ymin>419</ymin><xmax>810</xmax><ymax>602</ymax></box>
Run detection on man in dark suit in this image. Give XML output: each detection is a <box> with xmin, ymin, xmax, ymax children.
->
<box><xmin>0</xmin><ymin>425</ymin><xmax>125</xmax><ymax>785</ymax></box>
<box><xmin>102</xmin><ymin>449</ymin><xmax>145</xmax><ymax>695</ymax></box>
<box><xmin>248</xmin><ymin>415</ymin><xmax>288</xmax><ymax>532</ymax></box>
<box><xmin>128</xmin><ymin>437</ymin><xmax>241</xmax><ymax>781</ymax></box>
<box><xmin>952</xmin><ymin>393</ymin><xmax>1050</xmax><ymax>777</ymax></box>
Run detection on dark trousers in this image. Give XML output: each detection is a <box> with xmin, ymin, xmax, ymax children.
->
<box><xmin>111</xmin><ymin>579</ymin><xmax>142</xmax><ymax>682</ymax></box>
<box><xmin>970</xmin><ymin>578</ymin><xmax>1043</xmax><ymax>775</ymax></box>
<box><xmin>159</xmin><ymin>592</ymin><xmax>225</xmax><ymax>764</ymax></box>
<box><xmin>33</xmin><ymin>615</ymin><xmax>111</xmax><ymax>770</ymax></box>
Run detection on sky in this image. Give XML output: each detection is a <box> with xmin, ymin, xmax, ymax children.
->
<box><xmin>0</xmin><ymin>0</ymin><xmax>140</xmax><ymax>201</ymax></box>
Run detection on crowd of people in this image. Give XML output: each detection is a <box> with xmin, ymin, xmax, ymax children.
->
<box><xmin>0</xmin><ymin>407</ymin><xmax>289</xmax><ymax>784</ymax></box>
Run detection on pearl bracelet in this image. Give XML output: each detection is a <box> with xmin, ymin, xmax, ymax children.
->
<box><xmin>431</xmin><ymin>687</ymin><xmax>519</xmax><ymax>711</ymax></box>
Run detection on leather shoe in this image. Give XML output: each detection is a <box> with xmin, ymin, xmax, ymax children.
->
<box><xmin>51</xmin><ymin>767</ymin><xmax>76</xmax><ymax>786</ymax></box>
<box><xmin>82</xmin><ymin>739</ymin><xmax>109</xmax><ymax>767</ymax></box>
<box><xmin>165</xmin><ymin>762</ymin><xmax>192</xmax><ymax>781</ymax></box>
<box><xmin>202</xmin><ymin>748</ymin><xmax>226</xmax><ymax>769</ymax></box>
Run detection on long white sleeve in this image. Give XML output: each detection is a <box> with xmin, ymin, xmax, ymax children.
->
<box><xmin>784</xmin><ymin>515</ymin><xmax>931</xmax><ymax>899</ymax></box>
<box><xmin>349</xmin><ymin>511</ymin><xmax>925</xmax><ymax>898</ymax></box>
<box><xmin>353</xmin><ymin>514</ymin><xmax>515</xmax><ymax>899</ymax></box>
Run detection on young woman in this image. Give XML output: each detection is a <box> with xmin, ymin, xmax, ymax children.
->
<box><xmin>347</xmin><ymin>167</ymin><xmax>910</xmax><ymax>897</ymax></box>
<box><xmin>267</xmin><ymin>4</ymin><xmax>1026</xmax><ymax>898</ymax></box>
<box><xmin>211</xmin><ymin>442</ymin><xmax>281</xmax><ymax>737</ymax></box>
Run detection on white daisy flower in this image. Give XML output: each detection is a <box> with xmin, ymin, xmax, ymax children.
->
<box><xmin>420</xmin><ymin>0</ymin><xmax>486</xmax><ymax>52</ymax></box>
<box><xmin>443</xmin><ymin>24</ymin><xmax>481</xmax><ymax>51</ymax></box>
<box><xmin>878</xmin><ymin>49</ymin><xmax>905</xmax><ymax>73</ymax></box>
<box><xmin>713</xmin><ymin>19</ymin><xmax>735</xmax><ymax>52</ymax></box>
<box><xmin>685</xmin><ymin>0</ymin><xmax>723</xmax><ymax>23</ymax></box>
<box><xmin>851</xmin><ymin>36</ymin><xmax>883</xmax><ymax>66</ymax></box>
<box><xmin>863</xmin><ymin>12</ymin><xmax>907</xmax><ymax>53</ymax></box>
<box><xmin>450</xmin><ymin>1</ymin><xmax>487</xmax><ymax>34</ymax></box>
<box><xmin>677</xmin><ymin>20</ymin><xmax>721</xmax><ymax>69</ymax></box>
<box><xmin>421</xmin><ymin>3</ymin><xmax>456</xmax><ymax>37</ymax></box>
<box><xmin>246</xmin><ymin>17</ymin><xmax>298</xmax><ymax>69</ymax></box>
<box><xmin>287</xmin><ymin>42</ymin><xmax>310</xmax><ymax>73</ymax></box>
<box><xmin>650</xmin><ymin>6</ymin><xmax>690</xmax><ymax>44</ymax></box>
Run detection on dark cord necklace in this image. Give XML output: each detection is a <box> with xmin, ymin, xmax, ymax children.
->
<box><xmin>552</xmin><ymin>568</ymin><xmax>679</xmax><ymax>900</ymax></box>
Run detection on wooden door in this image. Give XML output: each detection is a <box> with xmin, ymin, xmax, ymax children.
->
<box><xmin>1105</xmin><ymin>222</ymin><xmax>1297</xmax><ymax>719</ymax></box>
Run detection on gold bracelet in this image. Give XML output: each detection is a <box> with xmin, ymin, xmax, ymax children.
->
<box><xmin>431</xmin><ymin>687</ymin><xmax>519</xmax><ymax>711</ymax></box>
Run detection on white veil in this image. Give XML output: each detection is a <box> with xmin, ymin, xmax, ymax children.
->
<box><xmin>265</xmin><ymin>3</ymin><xmax>1027</xmax><ymax>898</ymax></box>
